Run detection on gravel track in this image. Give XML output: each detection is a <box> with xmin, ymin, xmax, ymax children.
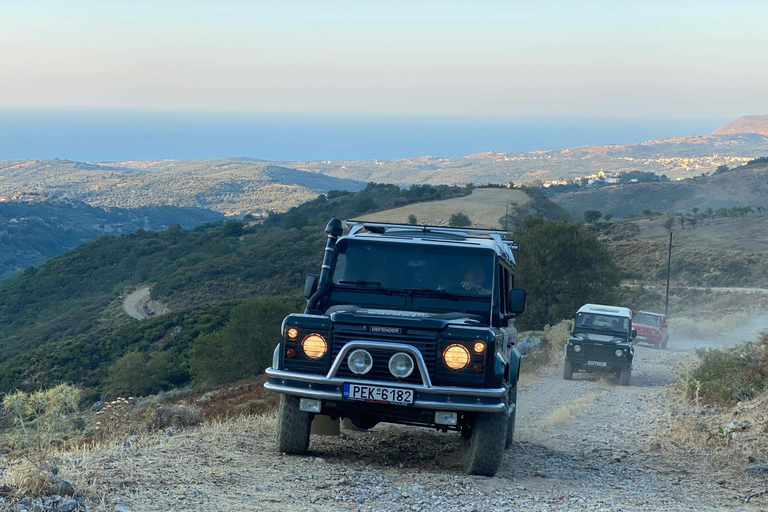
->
<box><xmin>70</xmin><ymin>316</ymin><xmax>768</xmax><ymax>512</ymax></box>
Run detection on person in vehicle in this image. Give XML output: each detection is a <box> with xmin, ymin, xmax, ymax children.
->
<box><xmin>460</xmin><ymin>264</ymin><xmax>491</xmax><ymax>295</ymax></box>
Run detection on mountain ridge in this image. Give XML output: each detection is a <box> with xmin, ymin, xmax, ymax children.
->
<box><xmin>712</xmin><ymin>115</ymin><xmax>768</xmax><ymax>136</ymax></box>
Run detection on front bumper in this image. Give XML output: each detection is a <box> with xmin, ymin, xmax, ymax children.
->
<box><xmin>265</xmin><ymin>368</ymin><xmax>506</xmax><ymax>413</ymax></box>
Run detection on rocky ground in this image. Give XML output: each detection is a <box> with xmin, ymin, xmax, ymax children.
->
<box><xmin>29</xmin><ymin>316</ymin><xmax>768</xmax><ymax>512</ymax></box>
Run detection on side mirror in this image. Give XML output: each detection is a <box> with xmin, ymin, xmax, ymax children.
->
<box><xmin>508</xmin><ymin>288</ymin><xmax>526</xmax><ymax>314</ymax></box>
<box><xmin>304</xmin><ymin>274</ymin><xmax>319</xmax><ymax>300</ymax></box>
<box><xmin>567</xmin><ymin>322</ymin><xmax>573</xmax><ymax>333</ymax></box>
<box><xmin>631</xmin><ymin>329</ymin><xmax>637</xmax><ymax>340</ymax></box>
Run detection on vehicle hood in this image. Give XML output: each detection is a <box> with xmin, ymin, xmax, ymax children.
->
<box><xmin>327</xmin><ymin>305</ymin><xmax>486</xmax><ymax>330</ymax></box>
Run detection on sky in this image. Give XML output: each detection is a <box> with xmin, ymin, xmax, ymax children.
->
<box><xmin>1</xmin><ymin>0</ymin><xmax>767</xmax><ymax>117</ymax></box>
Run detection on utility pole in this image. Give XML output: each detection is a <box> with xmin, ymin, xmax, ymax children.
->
<box><xmin>504</xmin><ymin>203</ymin><xmax>510</xmax><ymax>232</ymax></box>
<box><xmin>665</xmin><ymin>230</ymin><xmax>673</xmax><ymax>316</ymax></box>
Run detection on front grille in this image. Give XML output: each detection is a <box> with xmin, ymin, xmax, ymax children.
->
<box><xmin>331</xmin><ymin>324</ymin><xmax>438</xmax><ymax>384</ymax></box>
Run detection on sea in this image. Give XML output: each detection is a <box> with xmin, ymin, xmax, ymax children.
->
<box><xmin>0</xmin><ymin>109</ymin><xmax>727</xmax><ymax>162</ymax></box>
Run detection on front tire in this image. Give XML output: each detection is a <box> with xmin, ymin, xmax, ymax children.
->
<box><xmin>620</xmin><ymin>368</ymin><xmax>631</xmax><ymax>386</ymax></box>
<box><xmin>563</xmin><ymin>360</ymin><xmax>574</xmax><ymax>380</ymax></box>
<box><xmin>505</xmin><ymin>384</ymin><xmax>517</xmax><ymax>450</ymax></box>
<box><xmin>461</xmin><ymin>411</ymin><xmax>508</xmax><ymax>476</ymax></box>
<box><xmin>276</xmin><ymin>395</ymin><xmax>312</xmax><ymax>454</ymax></box>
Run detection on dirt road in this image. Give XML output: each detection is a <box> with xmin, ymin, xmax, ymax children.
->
<box><xmin>122</xmin><ymin>285</ymin><xmax>168</xmax><ymax>320</ymax></box>
<box><xmin>67</xmin><ymin>316</ymin><xmax>768</xmax><ymax>512</ymax></box>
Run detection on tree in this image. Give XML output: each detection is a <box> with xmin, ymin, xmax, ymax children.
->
<box><xmin>449</xmin><ymin>212</ymin><xmax>471</xmax><ymax>227</ymax></box>
<box><xmin>715</xmin><ymin>165</ymin><xmax>729</xmax><ymax>174</ymax></box>
<box><xmin>687</xmin><ymin>215</ymin><xmax>698</xmax><ymax>229</ymax></box>
<box><xmin>190</xmin><ymin>296</ymin><xmax>303</xmax><ymax>386</ymax></box>
<box><xmin>677</xmin><ymin>214</ymin><xmax>686</xmax><ymax>230</ymax></box>
<box><xmin>514</xmin><ymin>216</ymin><xmax>621</xmax><ymax>329</ymax></box>
<box><xmin>583</xmin><ymin>210</ymin><xmax>602</xmax><ymax>223</ymax></box>
<box><xmin>662</xmin><ymin>216</ymin><xmax>674</xmax><ymax>234</ymax></box>
<box><xmin>407</xmin><ymin>214</ymin><xmax>418</xmax><ymax>225</ymax></box>
<box><xmin>603</xmin><ymin>214</ymin><xmax>613</xmax><ymax>222</ymax></box>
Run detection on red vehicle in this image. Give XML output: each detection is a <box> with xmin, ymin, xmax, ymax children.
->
<box><xmin>631</xmin><ymin>311</ymin><xmax>669</xmax><ymax>349</ymax></box>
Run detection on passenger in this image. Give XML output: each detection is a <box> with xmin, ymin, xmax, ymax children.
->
<box><xmin>460</xmin><ymin>265</ymin><xmax>491</xmax><ymax>295</ymax></box>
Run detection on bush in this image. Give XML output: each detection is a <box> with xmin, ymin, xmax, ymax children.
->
<box><xmin>2</xmin><ymin>384</ymin><xmax>81</xmax><ymax>452</ymax></box>
<box><xmin>678</xmin><ymin>331</ymin><xmax>768</xmax><ymax>405</ymax></box>
<box><xmin>448</xmin><ymin>212</ymin><xmax>471</xmax><ymax>227</ymax></box>
<box><xmin>144</xmin><ymin>404</ymin><xmax>204</xmax><ymax>431</ymax></box>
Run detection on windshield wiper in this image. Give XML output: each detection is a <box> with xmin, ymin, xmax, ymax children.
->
<box><xmin>402</xmin><ymin>288</ymin><xmax>462</xmax><ymax>300</ymax></box>
<box><xmin>338</xmin><ymin>280</ymin><xmax>385</xmax><ymax>288</ymax></box>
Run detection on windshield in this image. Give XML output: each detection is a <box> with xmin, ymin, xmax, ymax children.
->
<box><xmin>574</xmin><ymin>312</ymin><xmax>629</xmax><ymax>335</ymax></box>
<box><xmin>634</xmin><ymin>313</ymin><xmax>662</xmax><ymax>326</ymax></box>
<box><xmin>331</xmin><ymin>239</ymin><xmax>494</xmax><ymax>296</ymax></box>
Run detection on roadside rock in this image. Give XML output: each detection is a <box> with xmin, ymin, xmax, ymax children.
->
<box><xmin>746</xmin><ymin>465</ymin><xmax>768</xmax><ymax>474</ymax></box>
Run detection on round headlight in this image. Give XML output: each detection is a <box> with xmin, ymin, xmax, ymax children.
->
<box><xmin>286</xmin><ymin>327</ymin><xmax>299</xmax><ymax>340</ymax></box>
<box><xmin>443</xmin><ymin>344</ymin><xmax>470</xmax><ymax>371</ymax></box>
<box><xmin>388</xmin><ymin>352</ymin><xmax>414</xmax><ymax>378</ymax></box>
<box><xmin>301</xmin><ymin>334</ymin><xmax>327</xmax><ymax>360</ymax></box>
<box><xmin>347</xmin><ymin>349</ymin><xmax>373</xmax><ymax>375</ymax></box>
<box><xmin>615</xmin><ymin>349</ymin><xmax>623</xmax><ymax>357</ymax></box>
<box><xmin>573</xmin><ymin>344</ymin><xmax>582</xmax><ymax>352</ymax></box>
<box><xmin>473</xmin><ymin>341</ymin><xmax>486</xmax><ymax>353</ymax></box>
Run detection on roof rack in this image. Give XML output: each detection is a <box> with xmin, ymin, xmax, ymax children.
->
<box><xmin>345</xmin><ymin>219</ymin><xmax>518</xmax><ymax>264</ymax></box>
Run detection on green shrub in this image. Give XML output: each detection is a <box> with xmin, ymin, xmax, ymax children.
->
<box><xmin>680</xmin><ymin>332</ymin><xmax>768</xmax><ymax>405</ymax></box>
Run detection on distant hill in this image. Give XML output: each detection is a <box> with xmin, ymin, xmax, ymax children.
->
<box><xmin>0</xmin><ymin>159</ymin><xmax>367</xmax><ymax>215</ymax></box>
<box><xmin>553</xmin><ymin>160</ymin><xmax>768</xmax><ymax>218</ymax></box>
<box><xmin>713</xmin><ymin>115</ymin><xmax>768</xmax><ymax>137</ymax></box>
<box><xmin>0</xmin><ymin>198</ymin><xmax>223</xmax><ymax>280</ymax></box>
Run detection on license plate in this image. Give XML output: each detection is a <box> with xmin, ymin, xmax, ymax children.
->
<box><xmin>586</xmin><ymin>360</ymin><xmax>608</xmax><ymax>367</ymax></box>
<box><xmin>343</xmin><ymin>383</ymin><xmax>414</xmax><ymax>405</ymax></box>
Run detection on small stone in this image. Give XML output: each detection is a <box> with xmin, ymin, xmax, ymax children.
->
<box><xmin>56</xmin><ymin>499</ymin><xmax>79</xmax><ymax>512</ymax></box>
<box><xmin>533</xmin><ymin>470</ymin><xmax>547</xmax><ymax>478</ymax></box>
<box><xmin>746</xmin><ymin>465</ymin><xmax>768</xmax><ymax>474</ymax></box>
<box><xmin>50</xmin><ymin>477</ymin><xmax>76</xmax><ymax>496</ymax></box>
<box><xmin>727</xmin><ymin>421</ymin><xmax>743</xmax><ymax>433</ymax></box>
<box><xmin>164</xmin><ymin>427</ymin><xmax>174</xmax><ymax>437</ymax></box>
<box><xmin>114</xmin><ymin>505</ymin><xmax>132</xmax><ymax>512</ymax></box>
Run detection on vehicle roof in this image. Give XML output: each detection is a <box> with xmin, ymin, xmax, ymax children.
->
<box><xmin>635</xmin><ymin>310</ymin><xmax>665</xmax><ymax>317</ymax></box>
<box><xmin>343</xmin><ymin>220</ymin><xmax>517</xmax><ymax>266</ymax></box>
<box><xmin>577</xmin><ymin>304</ymin><xmax>633</xmax><ymax>318</ymax></box>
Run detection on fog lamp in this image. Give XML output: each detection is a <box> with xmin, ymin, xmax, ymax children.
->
<box><xmin>286</xmin><ymin>327</ymin><xmax>299</xmax><ymax>340</ymax></box>
<box><xmin>388</xmin><ymin>352</ymin><xmax>414</xmax><ymax>378</ymax></box>
<box><xmin>573</xmin><ymin>344</ymin><xmax>582</xmax><ymax>352</ymax></box>
<box><xmin>443</xmin><ymin>344</ymin><xmax>470</xmax><ymax>371</ymax></box>
<box><xmin>348</xmin><ymin>349</ymin><xmax>373</xmax><ymax>375</ymax></box>
<box><xmin>301</xmin><ymin>334</ymin><xmax>327</xmax><ymax>360</ymax></box>
<box><xmin>615</xmin><ymin>349</ymin><xmax>623</xmax><ymax>357</ymax></box>
<box><xmin>473</xmin><ymin>341</ymin><xmax>486</xmax><ymax>353</ymax></box>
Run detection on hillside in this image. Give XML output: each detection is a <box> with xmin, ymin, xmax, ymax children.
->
<box><xmin>0</xmin><ymin>184</ymin><xmax>474</xmax><ymax>391</ymax></box>
<box><xmin>712</xmin><ymin>115</ymin><xmax>768</xmax><ymax>136</ymax></box>
<box><xmin>359</xmin><ymin>187</ymin><xmax>568</xmax><ymax>228</ymax></box>
<box><xmin>553</xmin><ymin>160</ymin><xmax>768</xmax><ymax>218</ymax></box>
<box><xmin>0</xmin><ymin>198</ymin><xmax>223</xmax><ymax>280</ymax></box>
<box><xmin>0</xmin><ymin>159</ymin><xmax>366</xmax><ymax>215</ymax></box>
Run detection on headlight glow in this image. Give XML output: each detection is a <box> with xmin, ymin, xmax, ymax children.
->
<box><xmin>286</xmin><ymin>327</ymin><xmax>299</xmax><ymax>340</ymax></box>
<box><xmin>301</xmin><ymin>334</ymin><xmax>327</xmax><ymax>360</ymax></box>
<box><xmin>473</xmin><ymin>341</ymin><xmax>486</xmax><ymax>354</ymax></box>
<box><xmin>443</xmin><ymin>344</ymin><xmax>471</xmax><ymax>371</ymax></box>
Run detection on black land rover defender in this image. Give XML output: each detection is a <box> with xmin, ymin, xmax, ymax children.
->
<box><xmin>265</xmin><ymin>219</ymin><xmax>526</xmax><ymax>476</ymax></box>
<box><xmin>563</xmin><ymin>304</ymin><xmax>636</xmax><ymax>386</ymax></box>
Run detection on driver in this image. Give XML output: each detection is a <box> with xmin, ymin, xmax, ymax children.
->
<box><xmin>461</xmin><ymin>265</ymin><xmax>491</xmax><ymax>295</ymax></box>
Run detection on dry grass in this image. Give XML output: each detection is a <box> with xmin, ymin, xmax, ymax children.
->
<box><xmin>543</xmin><ymin>391</ymin><xmax>599</xmax><ymax>426</ymax></box>
<box><xmin>1</xmin><ymin>459</ymin><xmax>57</xmax><ymax>496</ymax></box>
<box><xmin>144</xmin><ymin>404</ymin><xmax>203</xmax><ymax>432</ymax></box>
<box><xmin>359</xmin><ymin>188</ymin><xmax>530</xmax><ymax>228</ymax></box>
<box><xmin>519</xmin><ymin>320</ymin><xmax>571</xmax><ymax>371</ymax></box>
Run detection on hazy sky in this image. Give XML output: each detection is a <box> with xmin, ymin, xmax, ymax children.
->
<box><xmin>2</xmin><ymin>0</ymin><xmax>766</xmax><ymax>117</ymax></box>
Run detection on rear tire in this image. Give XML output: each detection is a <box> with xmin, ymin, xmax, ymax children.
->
<box><xmin>462</xmin><ymin>411</ymin><xmax>508</xmax><ymax>476</ymax></box>
<box><xmin>563</xmin><ymin>360</ymin><xmax>574</xmax><ymax>380</ymax></box>
<box><xmin>620</xmin><ymin>368</ymin><xmax>631</xmax><ymax>386</ymax></box>
<box><xmin>504</xmin><ymin>384</ymin><xmax>517</xmax><ymax>450</ymax></box>
<box><xmin>276</xmin><ymin>395</ymin><xmax>312</xmax><ymax>454</ymax></box>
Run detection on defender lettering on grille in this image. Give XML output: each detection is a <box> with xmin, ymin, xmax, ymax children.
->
<box><xmin>370</xmin><ymin>326</ymin><xmax>402</xmax><ymax>334</ymax></box>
